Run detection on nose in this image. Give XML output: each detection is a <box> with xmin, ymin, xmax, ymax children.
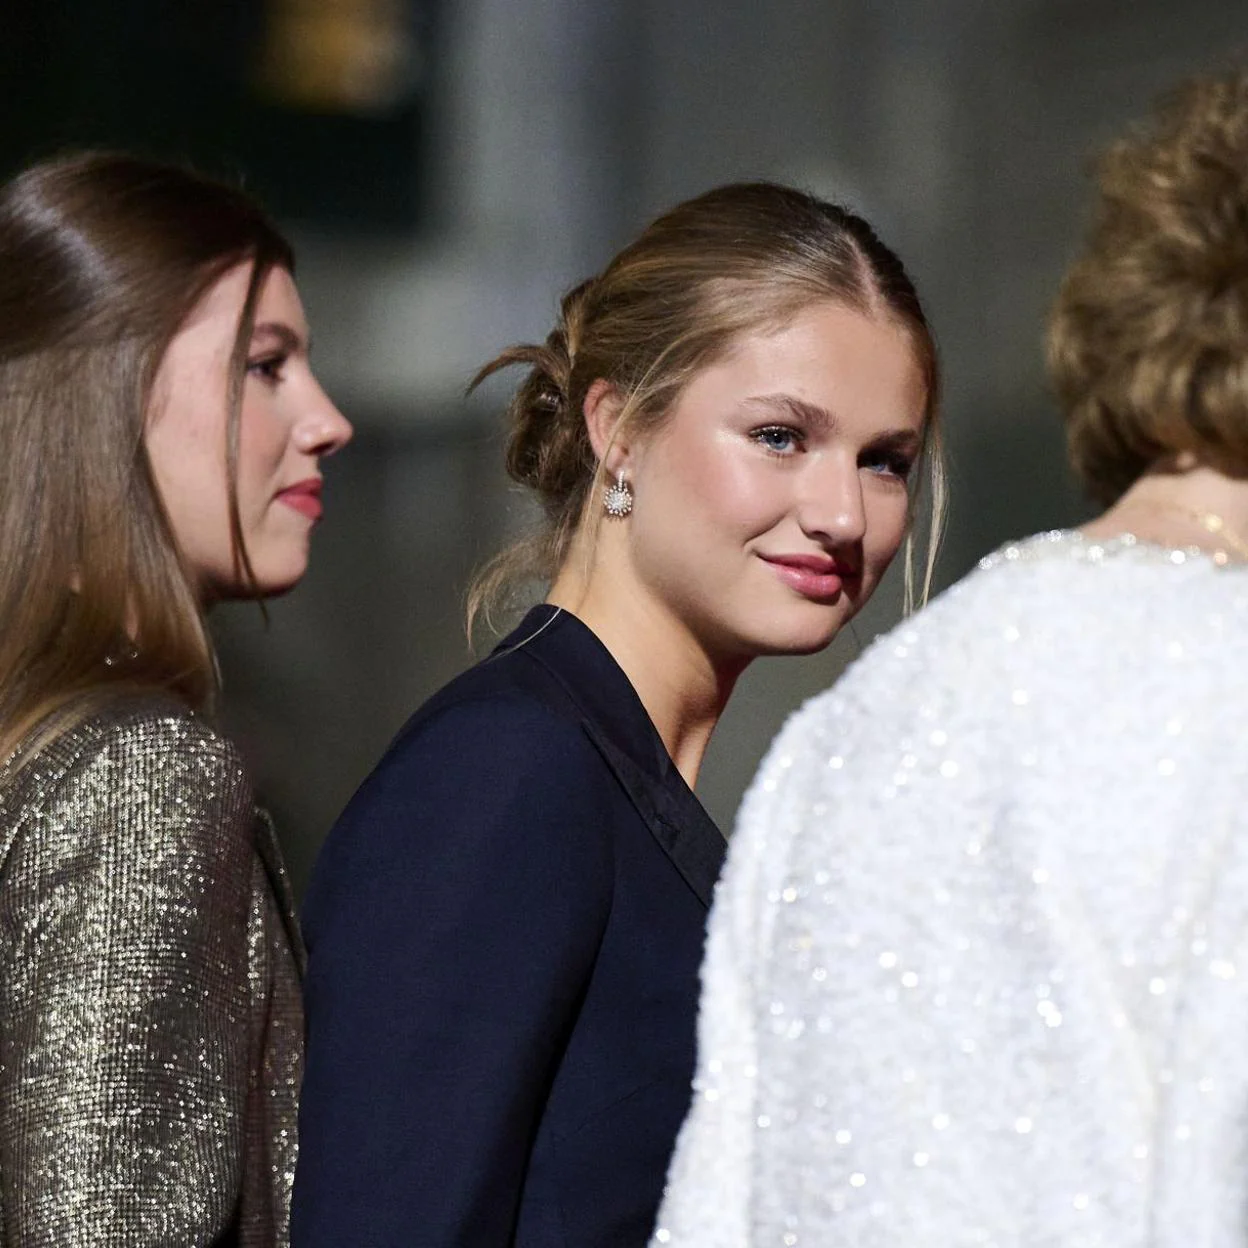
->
<box><xmin>294</xmin><ymin>380</ymin><xmax>353</xmax><ymax>458</ymax></box>
<box><xmin>799</xmin><ymin>454</ymin><xmax>866</xmax><ymax>547</ymax></box>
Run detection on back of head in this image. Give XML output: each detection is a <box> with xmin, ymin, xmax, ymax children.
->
<box><xmin>1049</xmin><ymin>70</ymin><xmax>1248</xmax><ymax>505</ymax></box>
<box><xmin>0</xmin><ymin>151</ymin><xmax>293</xmax><ymax>767</ymax></box>
<box><xmin>471</xmin><ymin>180</ymin><xmax>942</xmax><ymax>629</ymax></box>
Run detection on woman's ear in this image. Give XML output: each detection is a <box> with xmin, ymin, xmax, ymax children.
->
<box><xmin>582</xmin><ymin>379</ymin><xmax>631</xmax><ymax>476</ymax></box>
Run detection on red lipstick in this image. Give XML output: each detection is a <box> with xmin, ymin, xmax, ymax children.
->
<box><xmin>760</xmin><ymin>552</ymin><xmax>854</xmax><ymax>602</ymax></box>
<box><xmin>276</xmin><ymin>478</ymin><xmax>323</xmax><ymax>521</ymax></box>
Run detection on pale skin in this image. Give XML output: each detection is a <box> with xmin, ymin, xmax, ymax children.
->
<box><xmin>1082</xmin><ymin>455</ymin><xmax>1248</xmax><ymax>557</ymax></box>
<box><xmin>549</xmin><ymin>299</ymin><xmax>928</xmax><ymax>787</ymax></box>
<box><xmin>145</xmin><ymin>262</ymin><xmax>353</xmax><ymax>606</ymax></box>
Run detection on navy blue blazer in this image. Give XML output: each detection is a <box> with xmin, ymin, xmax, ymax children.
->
<box><xmin>292</xmin><ymin>606</ymin><xmax>726</xmax><ymax>1247</ymax></box>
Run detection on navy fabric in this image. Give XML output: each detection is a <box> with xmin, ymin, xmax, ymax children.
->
<box><xmin>292</xmin><ymin>606</ymin><xmax>726</xmax><ymax>1247</ymax></box>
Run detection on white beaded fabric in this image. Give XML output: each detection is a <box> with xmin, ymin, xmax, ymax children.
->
<box><xmin>654</xmin><ymin>531</ymin><xmax>1248</xmax><ymax>1248</ymax></box>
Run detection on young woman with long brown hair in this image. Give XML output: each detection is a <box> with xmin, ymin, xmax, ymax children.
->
<box><xmin>295</xmin><ymin>181</ymin><xmax>942</xmax><ymax>1246</ymax></box>
<box><xmin>0</xmin><ymin>152</ymin><xmax>352</xmax><ymax>1245</ymax></box>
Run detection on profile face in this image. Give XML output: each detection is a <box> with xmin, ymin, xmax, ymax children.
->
<box><xmin>145</xmin><ymin>262</ymin><xmax>353</xmax><ymax>600</ymax></box>
<box><xmin>624</xmin><ymin>299</ymin><xmax>927</xmax><ymax>660</ymax></box>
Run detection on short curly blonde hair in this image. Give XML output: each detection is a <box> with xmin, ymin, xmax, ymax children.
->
<box><xmin>1049</xmin><ymin>69</ymin><xmax>1248</xmax><ymax>505</ymax></box>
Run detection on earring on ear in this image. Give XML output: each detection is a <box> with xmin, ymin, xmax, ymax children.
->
<box><xmin>603</xmin><ymin>473</ymin><xmax>634</xmax><ymax>518</ymax></box>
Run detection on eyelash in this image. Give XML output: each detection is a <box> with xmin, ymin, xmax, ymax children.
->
<box><xmin>750</xmin><ymin>424</ymin><xmax>805</xmax><ymax>456</ymax></box>
<box><xmin>751</xmin><ymin>425</ymin><xmax>915</xmax><ymax>482</ymax></box>
<box><xmin>863</xmin><ymin>451</ymin><xmax>915</xmax><ymax>482</ymax></box>
<box><xmin>247</xmin><ymin>353</ymin><xmax>287</xmax><ymax>384</ymax></box>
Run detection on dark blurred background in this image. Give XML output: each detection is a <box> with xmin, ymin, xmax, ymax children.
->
<box><xmin>7</xmin><ymin>0</ymin><xmax>1246</xmax><ymax>893</ymax></box>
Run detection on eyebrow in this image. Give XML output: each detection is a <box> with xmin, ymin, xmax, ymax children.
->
<box><xmin>743</xmin><ymin>393</ymin><xmax>837</xmax><ymax>431</ymax></box>
<box><xmin>867</xmin><ymin>428</ymin><xmax>923</xmax><ymax>454</ymax></box>
<box><xmin>251</xmin><ymin>321</ymin><xmax>308</xmax><ymax>353</ymax></box>
<box><xmin>745</xmin><ymin>392</ymin><xmax>924</xmax><ymax>451</ymax></box>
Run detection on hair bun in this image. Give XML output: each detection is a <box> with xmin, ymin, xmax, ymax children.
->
<box><xmin>469</xmin><ymin>278</ymin><xmax>597</xmax><ymax>498</ymax></box>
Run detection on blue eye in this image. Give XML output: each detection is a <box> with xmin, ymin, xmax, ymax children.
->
<box><xmin>751</xmin><ymin>425</ymin><xmax>803</xmax><ymax>455</ymax></box>
<box><xmin>863</xmin><ymin>451</ymin><xmax>914</xmax><ymax>481</ymax></box>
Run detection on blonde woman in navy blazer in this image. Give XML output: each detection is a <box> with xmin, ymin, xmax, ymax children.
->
<box><xmin>293</xmin><ymin>182</ymin><xmax>945</xmax><ymax>1247</ymax></box>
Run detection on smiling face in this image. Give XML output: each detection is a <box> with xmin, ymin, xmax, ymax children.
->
<box><xmin>145</xmin><ymin>262</ymin><xmax>353</xmax><ymax>602</ymax></box>
<box><xmin>617</xmin><ymin>299</ymin><xmax>927</xmax><ymax>662</ymax></box>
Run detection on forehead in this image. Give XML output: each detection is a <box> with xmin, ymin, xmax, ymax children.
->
<box><xmin>251</xmin><ymin>265</ymin><xmax>306</xmax><ymax>332</ymax></box>
<box><xmin>178</xmin><ymin>261</ymin><xmax>306</xmax><ymax>341</ymax></box>
<box><xmin>673</xmin><ymin>300</ymin><xmax>928</xmax><ymax>432</ymax></box>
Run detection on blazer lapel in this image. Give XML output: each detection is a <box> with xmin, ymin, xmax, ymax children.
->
<box><xmin>510</xmin><ymin>604</ymin><xmax>728</xmax><ymax>910</ymax></box>
<box><xmin>582</xmin><ymin>727</ymin><xmax>726</xmax><ymax>910</ymax></box>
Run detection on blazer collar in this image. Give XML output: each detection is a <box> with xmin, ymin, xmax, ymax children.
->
<box><xmin>492</xmin><ymin>605</ymin><xmax>726</xmax><ymax>909</ymax></box>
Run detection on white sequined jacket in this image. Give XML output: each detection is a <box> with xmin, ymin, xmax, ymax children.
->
<box><xmin>655</xmin><ymin>532</ymin><xmax>1248</xmax><ymax>1247</ymax></box>
<box><xmin>0</xmin><ymin>694</ymin><xmax>304</xmax><ymax>1247</ymax></box>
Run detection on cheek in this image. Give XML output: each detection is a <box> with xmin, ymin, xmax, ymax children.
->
<box><xmin>236</xmin><ymin>398</ymin><xmax>290</xmax><ymax>494</ymax></box>
<box><xmin>146</xmin><ymin>408</ymin><xmax>226</xmax><ymax>513</ymax></box>
<box><xmin>863</xmin><ymin>488</ymin><xmax>913</xmax><ymax>577</ymax></box>
<box><xmin>644</xmin><ymin>435</ymin><xmax>784</xmax><ymax>539</ymax></box>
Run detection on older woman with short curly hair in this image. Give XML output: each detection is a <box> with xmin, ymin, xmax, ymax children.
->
<box><xmin>655</xmin><ymin>67</ymin><xmax>1248</xmax><ymax>1248</ymax></box>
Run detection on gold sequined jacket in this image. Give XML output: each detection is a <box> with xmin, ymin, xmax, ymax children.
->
<box><xmin>0</xmin><ymin>694</ymin><xmax>304</xmax><ymax>1246</ymax></box>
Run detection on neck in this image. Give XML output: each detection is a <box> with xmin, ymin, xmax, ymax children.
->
<box><xmin>1083</xmin><ymin>461</ymin><xmax>1248</xmax><ymax>557</ymax></box>
<box><xmin>548</xmin><ymin>556</ymin><xmax>746</xmax><ymax>790</ymax></box>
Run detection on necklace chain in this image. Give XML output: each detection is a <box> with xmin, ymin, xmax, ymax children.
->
<box><xmin>1108</xmin><ymin>501</ymin><xmax>1248</xmax><ymax>564</ymax></box>
<box><xmin>1178</xmin><ymin>508</ymin><xmax>1248</xmax><ymax>562</ymax></box>
<box><xmin>1154</xmin><ymin>505</ymin><xmax>1248</xmax><ymax>564</ymax></box>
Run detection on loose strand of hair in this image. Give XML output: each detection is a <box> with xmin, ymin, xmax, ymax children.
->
<box><xmin>224</xmin><ymin>250</ymin><xmax>271</xmax><ymax>623</ymax></box>
<box><xmin>902</xmin><ymin>424</ymin><xmax>948</xmax><ymax>616</ymax></box>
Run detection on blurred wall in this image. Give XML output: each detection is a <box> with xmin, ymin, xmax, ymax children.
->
<box><xmin>201</xmin><ymin>0</ymin><xmax>1248</xmax><ymax>893</ymax></box>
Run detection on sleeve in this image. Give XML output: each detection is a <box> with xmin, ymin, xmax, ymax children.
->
<box><xmin>654</xmin><ymin>587</ymin><xmax>1005</xmax><ymax>1246</ymax></box>
<box><xmin>0</xmin><ymin>710</ymin><xmax>257</xmax><ymax>1247</ymax></box>
<box><xmin>292</xmin><ymin>696</ymin><xmax>616</xmax><ymax>1248</ymax></box>
<box><xmin>649</xmin><ymin>711</ymin><xmax>813</xmax><ymax>1248</ymax></box>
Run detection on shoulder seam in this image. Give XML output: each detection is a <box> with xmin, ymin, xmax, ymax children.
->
<box><xmin>7</xmin><ymin>699</ymin><xmax>244</xmax><ymax>816</ymax></box>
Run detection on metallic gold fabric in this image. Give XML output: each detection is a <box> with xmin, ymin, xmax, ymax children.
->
<box><xmin>0</xmin><ymin>695</ymin><xmax>303</xmax><ymax>1246</ymax></box>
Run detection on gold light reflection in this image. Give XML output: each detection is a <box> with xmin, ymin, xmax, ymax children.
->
<box><xmin>255</xmin><ymin>0</ymin><xmax>422</xmax><ymax>115</ymax></box>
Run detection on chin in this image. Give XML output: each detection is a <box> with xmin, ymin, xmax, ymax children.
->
<box><xmin>247</xmin><ymin>535</ymin><xmax>313</xmax><ymax>595</ymax></box>
<box><xmin>755</xmin><ymin>631</ymin><xmax>841</xmax><ymax>658</ymax></box>
<box><xmin>254</xmin><ymin>560</ymin><xmax>309</xmax><ymax>597</ymax></box>
<box><xmin>738</xmin><ymin>610</ymin><xmax>853</xmax><ymax>659</ymax></box>
<box><xmin>213</xmin><ymin>557</ymin><xmax>309</xmax><ymax>601</ymax></box>
<box><xmin>748</xmin><ymin>599</ymin><xmax>858</xmax><ymax>658</ymax></box>
<box><xmin>252</xmin><ymin>576</ymin><xmax>304</xmax><ymax>600</ymax></box>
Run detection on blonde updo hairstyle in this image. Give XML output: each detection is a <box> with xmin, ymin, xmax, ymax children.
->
<box><xmin>1049</xmin><ymin>70</ymin><xmax>1248</xmax><ymax>505</ymax></box>
<box><xmin>470</xmin><ymin>181</ymin><xmax>944</xmax><ymax>631</ymax></box>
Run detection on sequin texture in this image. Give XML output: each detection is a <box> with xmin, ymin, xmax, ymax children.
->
<box><xmin>0</xmin><ymin>694</ymin><xmax>303</xmax><ymax>1245</ymax></box>
<box><xmin>655</xmin><ymin>531</ymin><xmax>1248</xmax><ymax>1247</ymax></box>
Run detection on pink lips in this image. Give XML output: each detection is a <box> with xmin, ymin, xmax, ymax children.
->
<box><xmin>276</xmin><ymin>478</ymin><xmax>323</xmax><ymax>522</ymax></box>
<box><xmin>761</xmin><ymin>552</ymin><xmax>855</xmax><ymax>601</ymax></box>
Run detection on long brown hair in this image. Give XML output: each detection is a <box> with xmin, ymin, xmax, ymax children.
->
<box><xmin>468</xmin><ymin>181</ymin><xmax>944</xmax><ymax>634</ymax></box>
<box><xmin>0</xmin><ymin>152</ymin><xmax>294</xmax><ymax>771</ymax></box>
